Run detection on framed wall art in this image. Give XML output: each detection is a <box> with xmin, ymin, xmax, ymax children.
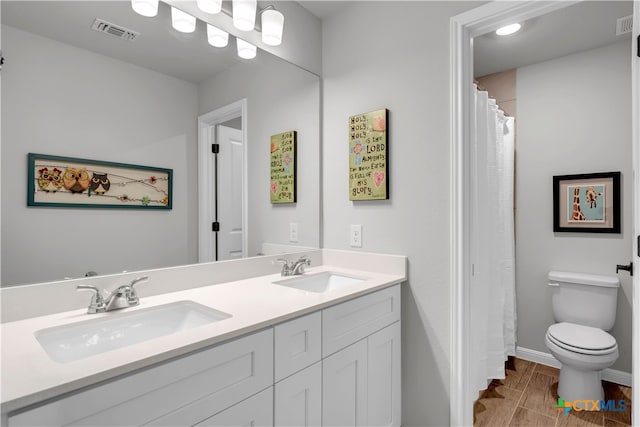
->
<box><xmin>552</xmin><ymin>171</ymin><xmax>620</xmax><ymax>233</ymax></box>
<box><xmin>28</xmin><ymin>153</ymin><xmax>172</xmax><ymax>209</ymax></box>
<box><xmin>270</xmin><ymin>131</ymin><xmax>297</xmax><ymax>204</ymax></box>
<box><xmin>349</xmin><ymin>108</ymin><xmax>389</xmax><ymax>201</ymax></box>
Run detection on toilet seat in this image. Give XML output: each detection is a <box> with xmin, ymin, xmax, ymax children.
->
<box><xmin>547</xmin><ymin>322</ymin><xmax>617</xmax><ymax>355</ymax></box>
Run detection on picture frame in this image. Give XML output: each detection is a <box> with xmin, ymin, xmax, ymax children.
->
<box><xmin>28</xmin><ymin>153</ymin><xmax>172</xmax><ymax>209</ymax></box>
<box><xmin>270</xmin><ymin>131</ymin><xmax>297</xmax><ymax>204</ymax></box>
<box><xmin>349</xmin><ymin>108</ymin><xmax>389</xmax><ymax>201</ymax></box>
<box><xmin>552</xmin><ymin>171</ymin><xmax>620</xmax><ymax>233</ymax></box>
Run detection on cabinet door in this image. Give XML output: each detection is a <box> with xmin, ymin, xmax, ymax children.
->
<box><xmin>275</xmin><ymin>362</ymin><xmax>321</xmax><ymax>427</ymax></box>
<box><xmin>322</xmin><ymin>339</ymin><xmax>367</xmax><ymax>427</ymax></box>
<box><xmin>196</xmin><ymin>387</ymin><xmax>273</xmax><ymax>427</ymax></box>
<box><xmin>367</xmin><ymin>322</ymin><xmax>401</xmax><ymax>427</ymax></box>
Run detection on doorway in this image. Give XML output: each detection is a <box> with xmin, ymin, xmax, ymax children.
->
<box><xmin>198</xmin><ymin>99</ymin><xmax>248</xmax><ymax>262</ymax></box>
<box><xmin>450</xmin><ymin>1</ymin><xmax>639</xmax><ymax>425</ymax></box>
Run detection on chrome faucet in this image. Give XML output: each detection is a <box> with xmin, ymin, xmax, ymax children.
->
<box><xmin>277</xmin><ymin>256</ymin><xmax>311</xmax><ymax>276</ymax></box>
<box><xmin>77</xmin><ymin>276</ymin><xmax>148</xmax><ymax>314</ymax></box>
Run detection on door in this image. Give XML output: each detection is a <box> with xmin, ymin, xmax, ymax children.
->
<box><xmin>367</xmin><ymin>322</ymin><xmax>401</xmax><ymax>427</ymax></box>
<box><xmin>216</xmin><ymin>125</ymin><xmax>244</xmax><ymax>260</ymax></box>
<box><xmin>274</xmin><ymin>362</ymin><xmax>322</xmax><ymax>426</ymax></box>
<box><xmin>322</xmin><ymin>339</ymin><xmax>368</xmax><ymax>426</ymax></box>
<box><xmin>632</xmin><ymin>4</ymin><xmax>639</xmax><ymax>427</ymax></box>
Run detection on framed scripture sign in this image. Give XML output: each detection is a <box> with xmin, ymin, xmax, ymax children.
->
<box><xmin>270</xmin><ymin>131</ymin><xmax>297</xmax><ymax>204</ymax></box>
<box><xmin>28</xmin><ymin>153</ymin><xmax>172</xmax><ymax>209</ymax></box>
<box><xmin>552</xmin><ymin>171</ymin><xmax>620</xmax><ymax>233</ymax></box>
<box><xmin>349</xmin><ymin>108</ymin><xmax>389</xmax><ymax>201</ymax></box>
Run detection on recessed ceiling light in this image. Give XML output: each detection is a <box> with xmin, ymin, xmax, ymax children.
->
<box><xmin>496</xmin><ymin>23</ymin><xmax>521</xmax><ymax>36</ymax></box>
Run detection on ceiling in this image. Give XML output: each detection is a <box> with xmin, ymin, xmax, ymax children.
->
<box><xmin>474</xmin><ymin>1</ymin><xmax>633</xmax><ymax>77</ymax></box>
<box><xmin>3</xmin><ymin>1</ymin><xmax>634</xmax><ymax>83</ymax></box>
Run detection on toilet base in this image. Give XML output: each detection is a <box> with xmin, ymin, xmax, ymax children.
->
<box><xmin>557</xmin><ymin>364</ymin><xmax>604</xmax><ymax>404</ymax></box>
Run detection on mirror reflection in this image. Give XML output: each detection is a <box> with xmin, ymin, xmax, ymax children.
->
<box><xmin>1</xmin><ymin>1</ymin><xmax>321</xmax><ymax>286</ymax></box>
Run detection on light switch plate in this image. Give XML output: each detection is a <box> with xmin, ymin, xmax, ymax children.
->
<box><xmin>350</xmin><ymin>224</ymin><xmax>362</xmax><ymax>247</ymax></box>
<box><xmin>289</xmin><ymin>222</ymin><xmax>299</xmax><ymax>243</ymax></box>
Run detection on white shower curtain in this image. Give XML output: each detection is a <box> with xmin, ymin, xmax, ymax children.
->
<box><xmin>469</xmin><ymin>87</ymin><xmax>517</xmax><ymax>397</ymax></box>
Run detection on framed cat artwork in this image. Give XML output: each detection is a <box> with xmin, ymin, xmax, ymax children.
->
<box><xmin>27</xmin><ymin>153</ymin><xmax>172</xmax><ymax>209</ymax></box>
<box><xmin>552</xmin><ymin>171</ymin><xmax>620</xmax><ymax>233</ymax></box>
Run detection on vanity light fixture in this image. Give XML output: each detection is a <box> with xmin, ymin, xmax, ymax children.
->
<box><xmin>232</xmin><ymin>0</ymin><xmax>257</xmax><ymax>31</ymax></box>
<box><xmin>171</xmin><ymin>7</ymin><xmax>196</xmax><ymax>33</ymax></box>
<box><xmin>207</xmin><ymin>24</ymin><xmax>229</xmax><ymax>48</ymax></box>
<box><xmin>236</xmin><ymin>38</ymin><xmax>257</xmax><ymax>59</ymax></box>
<box><xmin>131</xmin><ymin>0</ymin><xmax>159</xmax><ymax>17</ymax></box>
<box><xmin>495</xmin><ymin>23</ymin><xmax>521</xmax><ymax>36</ymax></box>
<box><xmin>197</xmin><ymin>0</ymin><xmax>222</xmax><ymax>15</ymax></box>
<box><xmin>260</xmin><ymin>7</ymin><xmax>284</xmax><ymax>46</ymax></box>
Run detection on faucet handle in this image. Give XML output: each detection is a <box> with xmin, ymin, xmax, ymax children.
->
<box><xmin>127</xmin><ymin>276</ymin><xmax>149</xmax><ymax>303</ymax></box>
<box><xmin>276</xmin><ymin>258</ymin><xmax>292</xmax><ymax>275</ymax></box>
<box><xmin>76</xmin><ymin>284</ymin><xmax>106</xmax><ymax>313</ymax></box>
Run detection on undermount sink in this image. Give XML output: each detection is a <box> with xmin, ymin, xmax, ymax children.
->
<box><xmin>273</xmin><ymin>272</ymin><xmax>365</xmax><ymax>293</ymax></box>
<box><xmin>35</xmin><ymin>301</ymin><xmax>231</xmax><ymax>363</ymax></box>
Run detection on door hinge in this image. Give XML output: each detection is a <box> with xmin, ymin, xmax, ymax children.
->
<box><xmin>212</xmin><ymin>143</ymin><xmax>220</xmax><ymax>154</ymax></box>
<box><xmin>212</xmin><ymin>221</ymin><xmax>220</xmax><ymax>232</ymax></box>
<box><xmin>637</xmin><ymin>35</ymin><xmax>639</xmax><ymax>57</ymax></box>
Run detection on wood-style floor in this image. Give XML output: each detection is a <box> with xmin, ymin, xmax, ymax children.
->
<box><xmin>473</xmin><ymin>358</ymin><xmax>632</xmax><ymax>426</ymax></box>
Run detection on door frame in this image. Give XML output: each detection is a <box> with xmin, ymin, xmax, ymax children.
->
<box><xmin>449</xmin><ymin>1</ymin><xmax>638</xmax><ymax>425</ymax></box>
<box><xmin>197</xmin><ymin>99</ymin><xmax>248</xmax><ymax>262</ymax></box>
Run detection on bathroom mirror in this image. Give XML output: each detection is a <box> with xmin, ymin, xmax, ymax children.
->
<box><xmin>1</xmin><ymin>0</ymin><xmax>321</xmax><ymax>286</ymax></box>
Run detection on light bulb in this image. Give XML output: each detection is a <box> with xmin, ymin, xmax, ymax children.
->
<box><xmin>495</xmin><ymin>23</ymin><xmax>521</xmax><ymax>36</ymax></box>
<box><xmin>197</xmin><ymin>0</ymin><xmax>222</xmax><ymax>14</ymax></box>
<box><xmin>131</xmin><ymin>0</ymin><xmax>158</xmax><ymax>17</ymax></box>
<box><xmin>261</xmin><ymin>9</ymin><xmax>284</xmax><ymax>46</ymax></box>
<box><xmin>236</xmin><ymin>39</ymin><xmax>257</xmax><ymax>59</ymax></box>
<box><xmin>233</xmin><ymin>0</ymin><xmax>257</xmax><ymax>31</ymax></box>
<box><xmin>171</xmin><ymin>7</ymin><xmax>196</xmax><ymax>33</ymax></box>
<box><xmin>207</xmin><ymin>24</ymin><xmax>229</xmax><ymax>48</ymax></box>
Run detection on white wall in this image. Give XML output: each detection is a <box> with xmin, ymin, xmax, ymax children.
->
<box><xmin>516</xmin><ymin>40</ymin><xmax>633</xmax><ymax>372</ymax></box>
<box><xmin>198</xmin><ymin>53</ymin><xmax>321</xmax><ymax>256</ymax></box>
<box><xmin>1</xmin><ymin>26</ymin><xmax>199</xmax><ymax>285</ymax></box>
<box><xmin>321</xmin><ymin>2</ymin><xmax>478</xmax><ymax>425</ymax></box>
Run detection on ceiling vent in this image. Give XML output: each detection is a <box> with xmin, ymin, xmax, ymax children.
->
<box><xmin>91</xmin><ymin>18</ymin><xmax>140</xmax><ymax>41</ymax></box>
<box><xmin>615</xmin><ymin>15</ymin><xmax>633</xmax><ymax>36</ymax></box>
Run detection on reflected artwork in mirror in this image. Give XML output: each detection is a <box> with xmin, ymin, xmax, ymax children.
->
<box><xmin>1</xmin><ymin>0</ymin><xmax>321</xmax><ymax>286</ymax></box>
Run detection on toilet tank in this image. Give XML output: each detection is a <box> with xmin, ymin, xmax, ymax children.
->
<box><xmin>549</xmin><ymin>271</ymin><xmax>619</xmax><ymax>331</ymax></box>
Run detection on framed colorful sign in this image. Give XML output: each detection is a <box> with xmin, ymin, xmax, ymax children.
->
<box><xmin>552</xmin><ymin>171</ymin><xmax>620</xmax><ymax>233</ymax></box>
<box><xmin>349</xmin><ymin>108</ymin><xmax>389</xmax><ymax>201</ymax></box>
<box><xmin>28</xmin><ymin>153</ymin><xmax>172</xmax><ymax>209</ymax></box>
<box><xmin>270</xmin><ymin>131</ymin><xmax>297</xmax><ymax>204</ymax></box>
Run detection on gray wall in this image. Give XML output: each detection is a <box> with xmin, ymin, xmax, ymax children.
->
<box><xmin>515</xmin><ymin>40</ymin><xmax>633</xmax><ymax>372</ymax></box>
<box><xmin>1</xmin><ymin>26</ymin><xmax>199</xmax><ymax>286</ymax></box>
<box><xmin>198</xmin><ymin>54</ymin><xmax>321</xmax><ymax>256</ymax></box>
<box><xmin>321</xmin><ymin>2</ymin><xmax>477</xmax><ymax>425</ymax></box>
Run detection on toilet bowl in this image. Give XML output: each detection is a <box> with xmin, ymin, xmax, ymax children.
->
<box><xmin>545</xmin><ymin>322</ymin><xmax>618</xmax><ymax>402</ymax></box>
<box><xmin>544</xmin><ymin>271</ymin><xmax>619</xmax><ymax>403</ymax></box>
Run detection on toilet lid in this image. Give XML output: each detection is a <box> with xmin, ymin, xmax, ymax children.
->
<box><xmin>548</xmin><ymin>322</ymin><xmax>617</xmax><ymax>352</ymax></box>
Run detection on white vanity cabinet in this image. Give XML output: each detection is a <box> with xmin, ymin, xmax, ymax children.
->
<box><xmin>6</xmin><ymin>285</ymin><xmax>401</xmax><ymax>427</ymax></box>
<box><xmin>322</xmin><ymin>286</ymin><xmax>401</xmax><ymax>427</ymax></box>
<box><xmin>7</xmin><ymin>329</ymin><xmax>274</xmax><ymax>427</ymax></box>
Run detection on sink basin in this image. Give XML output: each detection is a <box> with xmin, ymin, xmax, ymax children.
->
<box><xmin>273</xmin><ymin>272</ymin><xmax>365</xmax><ymax>293</ymax></box>
<box><xmin>35</xmin><ymin>301</ymin><xmax>231</xmax><ymax>363</ymax></box>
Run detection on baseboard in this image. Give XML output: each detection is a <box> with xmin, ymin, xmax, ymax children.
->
<box><xmin>516</xmin><ymin>346</ymin><xmax>632</xmax><ymax>387</ymax></box>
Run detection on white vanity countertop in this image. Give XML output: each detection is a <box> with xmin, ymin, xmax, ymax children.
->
<box><xmin>1</xmin><ymin>264</ymin><xmax>405</xmax><ymax>413</ymax></box>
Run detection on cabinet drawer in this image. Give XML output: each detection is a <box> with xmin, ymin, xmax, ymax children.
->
<box><xmin>8</xmin><ymin>329</ymin><xmax>273</xmax><ymax>427</ymax></box>
<box><xmin>322</xmin><ymin>285</ymin><xmax>400</xmax><ymax>357</ymax></box>
<box><xmin>196</xmin><ymin>387</ymin><xmax>273</xmax><ymax>427</ymax></box>
<box><xmin>274</xmin><ymin>311</ymin><xmax>321</xmax><ymax>381</ymax></box>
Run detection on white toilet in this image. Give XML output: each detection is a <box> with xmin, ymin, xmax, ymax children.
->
<box><xmin>544</xmin><ymin>271</ymin><xmax>619</xmax><ymax>403</ymax></box>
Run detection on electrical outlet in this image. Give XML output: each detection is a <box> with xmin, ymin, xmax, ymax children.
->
<box><xmin>350</xmin><ymin>224</ymin><xmax>362</xmax><ymax>247</ymax></box>
<box><xmin>289</xmin><ymin>222</ymin><xmax>299</xmax><ymax>243</ymax></box>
